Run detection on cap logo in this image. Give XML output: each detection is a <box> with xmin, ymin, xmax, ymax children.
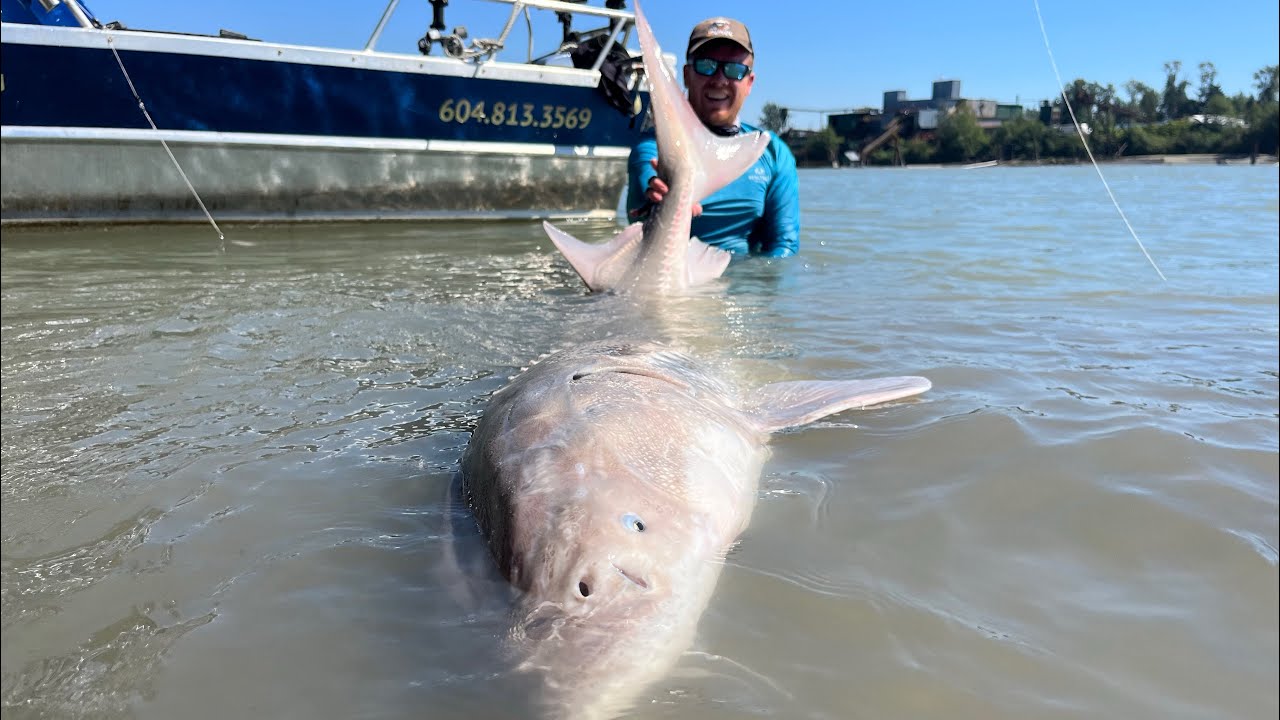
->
<box><xmin>706</xmin><ymin>19</ymin><xmax>734</xmax><ymax>38</ymax></box>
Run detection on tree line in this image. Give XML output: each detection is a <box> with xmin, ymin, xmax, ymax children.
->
<box><xmin>763</xmin><ymin>63</ymin><xmax>1279</xmax><ymax>165</ymax></box>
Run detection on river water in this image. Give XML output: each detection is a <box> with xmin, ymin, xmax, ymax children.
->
<box><xmin>2</xmin><ymin>165</ymin><xmax>1277</xmax><ymax>720</ymax></box>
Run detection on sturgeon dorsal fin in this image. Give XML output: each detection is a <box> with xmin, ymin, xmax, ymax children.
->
<box><xmin>746</xmin><ymin>377</ymin><xmax>932</xmax><ymax>433</ymax></box>
<box><xmin>543</xmin><ymin>221</ymin><xmax>645</xmax><ymax>292</ymax></box>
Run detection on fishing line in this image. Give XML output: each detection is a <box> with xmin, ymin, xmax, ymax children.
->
<box><xmin>1031</xmin><ymin>0</ymin><xmax>1167</xmax><ymax>282</ymax></box>
<box><xmin>107</xmin><ymin>35</ymin><xmax>226</xmax><ymax>248</ymax></box>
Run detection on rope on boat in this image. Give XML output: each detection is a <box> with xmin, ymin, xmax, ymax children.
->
<box><xmin>106</xmin><ymin>35</ymin><xmax>226</xmax><ymax>247</ymax></box>
<box><xmin>1032</xmin><ymin>0</ymin><xmax>1167</xmax><ymax>282</ymax></box>
<box><xmin>463</xmin><ymin>38</ymin><xmax>506</xmax><ymax>60</ymax></box>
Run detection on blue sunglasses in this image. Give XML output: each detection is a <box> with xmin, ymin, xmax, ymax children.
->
<box><xmin>689</xmin><ymin>57</ymin><xmax>751</xmax><ymax>81</ymax></box>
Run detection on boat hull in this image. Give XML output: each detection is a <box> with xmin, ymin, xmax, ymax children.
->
<box><xmin>2</xmin><ymin>128</ymin><xmax>628</xmax><ymax>222</ymax></box>
<box><xmin>1</xmin><ymin>22</ymin><xmax>646</xmax><ymax>223</ymax></box>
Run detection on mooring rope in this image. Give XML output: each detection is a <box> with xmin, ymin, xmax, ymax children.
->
<box><xmin>107</xmin><ymin>35</ymin><xmax>225</xmax><ymax>247</ymax></box>
<box><xmin>1032</xmin><ymin>0</ymin><xmax>1167</xmax><ymax>281</ymax></box>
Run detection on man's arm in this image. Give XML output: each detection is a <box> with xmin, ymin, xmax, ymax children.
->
<box><xmin>751</xmin><ymin>141</ymin><xmax>801</xmax><ymax>257</ymax></box>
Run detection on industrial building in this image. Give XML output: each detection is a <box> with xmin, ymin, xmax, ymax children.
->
<box><xmin>813</xmin><ymin>79</ymin><xmax>1029</xmax><ymax>165</ymax></box>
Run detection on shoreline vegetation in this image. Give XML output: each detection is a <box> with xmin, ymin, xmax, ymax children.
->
<box><xmin>1002</xmin><ymin>153</ymin><xmax>1280</xmax><ymax>166</ymax></box>
<box><xmin>827</xmin><ymin>153</ymin><xmax>1280</xmax><ymax>170</ymax></box>
<box><xmin>770</xmin><ymin>63</ymin><xmax>1280</xmax><ymax>168</ymax></box>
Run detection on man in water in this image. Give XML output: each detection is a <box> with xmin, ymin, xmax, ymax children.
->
<box><xmin>626</xmin><ymin>16</ymin><xmax>800</xmax><ymax>257</ymax></box>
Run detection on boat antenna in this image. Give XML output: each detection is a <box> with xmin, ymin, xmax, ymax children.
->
<box><xmin>106</xmin><ymin>35</ymin><xmax>226</xmax><ymax>247</ymax></box>
<box><xmin>1032</xmin><ymin>0</ymin><xmax>1166</xmax><ymax>282</ymax></box>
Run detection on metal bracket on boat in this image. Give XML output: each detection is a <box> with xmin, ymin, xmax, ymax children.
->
<box><xmin>505</xmin><ymin>1</ymin><xmax>642</xmax><ymax>116</ymax></box>
<box><xmin>407</xmin><ymin>0</ymin><xmax>638</xmax><ymax>66</ymax></box>
<box><xmin>363</xmin><ymin>0</ymin><xmax>486</xmax><ymax>59</ymax></box>
<box><xmin>366</xmin><ymin>0</ymin><xmax>643</xmax><ymax>114</ymax></box>
<box><xmin>409</xmin><ymin>0</ymin><xmax>502</xmax><ymax>61</ymax></box>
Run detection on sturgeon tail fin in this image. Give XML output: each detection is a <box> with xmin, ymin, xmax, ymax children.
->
<box><xmin>690</xmin><ymin>131</ymin><xmax>772</xmax><ymax>201</ymax></box>
<box><xmin>543</xmin><ymin>221</ymin><xmax>645</xmax><ymax>292</ymax></box>
<box><xmin>633</xmin><ymin>1</ymin><xmax>770</xmax><ymax>201</ymax></box>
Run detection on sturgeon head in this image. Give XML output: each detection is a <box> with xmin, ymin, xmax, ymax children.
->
<box><xmin>460</xmin><ymin>340</ymin><xmax>930</xmax><ymax>718</ymax></box>
<box><xmin>541</xmin><ymin>0</ymin><xmax>771</xmax><ymax>295</ymax></box>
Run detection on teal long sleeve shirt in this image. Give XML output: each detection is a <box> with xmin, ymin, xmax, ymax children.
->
<box><xmin>625</xmin><ymin>122</ymin><xmax>801</xmax><ymax>258</ymax></box>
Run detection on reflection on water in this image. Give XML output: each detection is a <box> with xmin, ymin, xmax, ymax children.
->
<box><xmin>2</xmin><ymin>166</ymin><xmax>1277</xmax><ymax>720</ymax></box>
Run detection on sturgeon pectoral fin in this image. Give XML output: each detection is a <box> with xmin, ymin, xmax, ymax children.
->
<box><xmin>543</xmin><ymin>221</ymin><xmax>645</xmax><ymax>292</ymax></box>
<box><xmin>747</xmin><ymin>377</ymin><xmax>932</xmax><ymax>433</ymax></box>
<box><xmin>684</xmin><ymin>237</ymin><xmax>732</xmax><ymax>287</ymax></box>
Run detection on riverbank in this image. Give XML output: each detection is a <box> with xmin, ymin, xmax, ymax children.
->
<box><xmin>836</xmin><ymin>153</ymin><xmax>1280</xmax><ymax>169</ymax></box>
<box><xmin>1009</xmin><ymin>153</ymin><xmax>1280</xmax><ymax>166</ymax></box>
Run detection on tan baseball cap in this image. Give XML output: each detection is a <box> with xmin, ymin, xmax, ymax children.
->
<box><xmin>686</xmin><ymin>17</ymin><xmax>753</xmax><ymax>58</ymax></box>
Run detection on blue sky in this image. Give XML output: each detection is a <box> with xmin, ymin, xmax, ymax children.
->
<box><xmin>89</xmin><ymin>0</ymin><xmax>1279</xmax><ymax>129</ymax></box>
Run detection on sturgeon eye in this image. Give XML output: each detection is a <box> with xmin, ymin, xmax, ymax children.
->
<box><xmin>621</xmin><ymin>513</ymin><xmax>645</xmax><ymax>533</ymax></box>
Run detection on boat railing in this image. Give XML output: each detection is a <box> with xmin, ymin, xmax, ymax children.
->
<box><xmin>483</xmin><ymin>0</ymin><xmax>635</xmax><ymax>69</ymax></box>
<box><xmin>60</xmin><ymin>0</ymin><xmax>94</xmax><ymax>28</ymax></box>
<box><xmin>366</xmin><ymin>0</ymin><xmax>636</xmax><ymax>71</ymax></box>
<box><xmin>34</xmin><ymin>0</ymin><xmax>637</xmax><ymax>73</ymax></box>
<box><xmin>363</xmin><ymin>0</ymin><xmax>405</xmax><ymax>52</ymax></box>
<box><xmin>13</xmin><ymin>0</ymin><xmax>99</xmax><ymax>28</ymax></box>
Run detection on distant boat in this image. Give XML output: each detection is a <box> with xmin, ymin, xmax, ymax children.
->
<box><xmin>1</xmin><ymin>0</ymin><xmax>652</xmax><ymax>225</ymax></box>
<box><xmin>960</xmin><ymin>160</ymin><xmax>999</xmax><ymax>170</ymax></box>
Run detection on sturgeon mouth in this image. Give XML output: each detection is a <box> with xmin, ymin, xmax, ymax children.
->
<box><xmin>613</xmin><ymin>564</ymin><xmax>649</xmax><ymax>590</ymax></box>
<box><xmin>570</xmin><ymin>366</ymin><xmax>690</xmax><ymax>391</ymax></box>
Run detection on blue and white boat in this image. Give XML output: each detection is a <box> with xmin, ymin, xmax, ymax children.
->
<box><xmin>1</xmin><ymin>0</ymin><xmax>651</xmax><ymax>224</ymax></box>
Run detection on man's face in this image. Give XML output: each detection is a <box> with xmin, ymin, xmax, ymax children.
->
<box><xmin>683</xmin><ymin>41</ymin><xmax>754</xmax><ymax>128</ymax></box>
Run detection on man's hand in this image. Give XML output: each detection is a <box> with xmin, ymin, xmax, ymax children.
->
<box><xmin>644</xmin><ymin>158</ymin><xmax>703</xmax><ymax>216</ymax></box>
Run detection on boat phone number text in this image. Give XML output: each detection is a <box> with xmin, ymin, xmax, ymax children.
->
<box><xmin>438</xmin><ymin>99</ymin><xmax>593</xmax><ymax>129</ymax></box>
